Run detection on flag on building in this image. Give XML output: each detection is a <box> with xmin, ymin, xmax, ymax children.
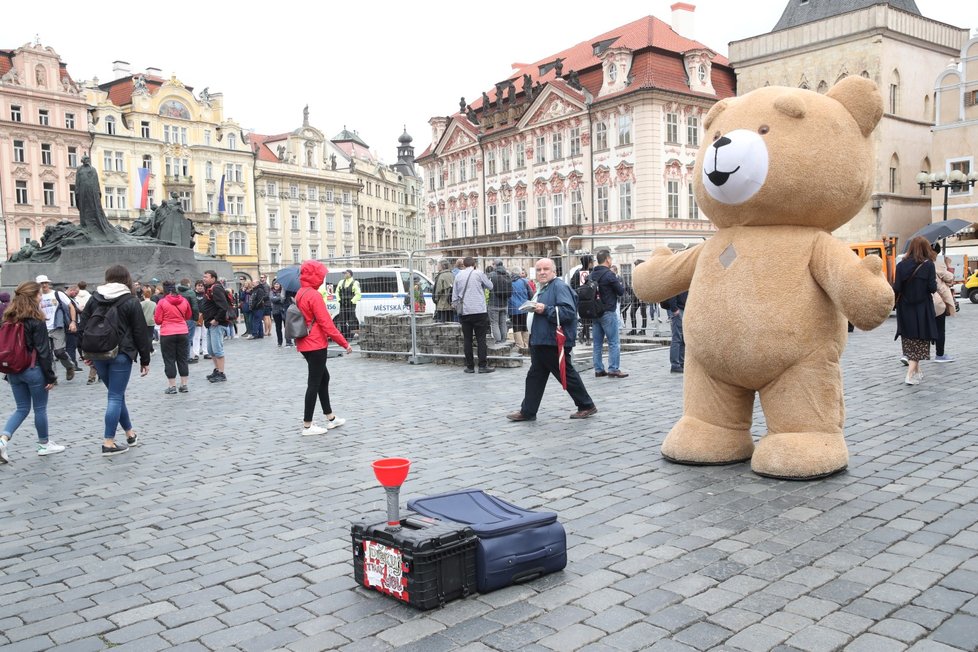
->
<box><xmin>218</xmin><ymin>174</ymin><xmax>226</xmax><ymax>214</ymax></box>
<box><xmin>134</xmin><ymin>167</ymin><xmax>151</xmax><ymax>210</ymax></box>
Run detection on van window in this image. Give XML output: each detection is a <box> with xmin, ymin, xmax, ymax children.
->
<box><xmin>400</xmin><ymin>271</ymin><xmax>433</xmax><ymax>294</ymax></box>
<box><xmin>357</xmin><ymin>272</ymin><xmax>399</xmax><ymax>294</ymax></box>
<box><xmin>865</xmin><ymin>248</ymin><xmax>882</xmax><ymax>258</ymax></box>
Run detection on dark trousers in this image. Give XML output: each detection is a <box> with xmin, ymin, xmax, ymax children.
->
<box><xmin>251</xmin><ymin>310</ymin><xmax>264</xmax><ymax>338</ymax></box>
<box><xmin>65</xmin><ymin>330</ymin><xmax>78</xmax><ymax>366</ymax></box>
<box><xmin>630</xmin><ymin>302</ymin><xmax>648</xmax><ymax>329</ymax></box>
<box><xmin>337</xmin><ymin>304</ymin><xmax>357</xmax><ymax>339</ymax></box>
<box><xmin>301</xmin><ymin>348</ymin><xmax>332</xmax><ymax>422</ymax></box>
<box><xmin>670</xmin><ymin>309</ymin><xmax>685</xmax><ymax>370</ymax></box>
<box><xmin>273</xmin><ymin>313</ymin><xmax>292</xmax><ymax>346</ymax></box>
<box><xmin>435</xmin><ymin>309</ymin><xmax>456</xmax><ymax>323</ymax></box>
<box><xmin>936</xmin><ymin>314</ymin><xmax>946</xmax><ymax>356</ymax></box>
<box><xmin>459</xmin><ymin>312</ymin><xmax>490</xmax><ymax>369</ymax></box>
<box><xmin>521</xmin><ymin>345</ymin><xmax>594</xmax><ymax>417</ymax></box>
<box><xmin>160</xmin><ymin>334</ymin><xmax>189</xmax><ymax>379</ymax></box>
<box><xmin>242</xmin><ymin>310</ymin><xmax>252</xmax><ymax>335</ymax></box>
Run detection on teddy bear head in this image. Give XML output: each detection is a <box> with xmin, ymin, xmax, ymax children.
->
<box><xmin>694</xmin><ymin>76</ymin><xmax>883</xmax><ymax>231</ymax></box>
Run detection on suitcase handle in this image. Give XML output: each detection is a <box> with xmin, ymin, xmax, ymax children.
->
<box><xmin>510</xmin><ymin>546</ymin><xmax>551</xmax><ymax>565</ymax></box>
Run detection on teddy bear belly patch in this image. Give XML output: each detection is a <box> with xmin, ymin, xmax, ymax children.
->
<box><xmin>719</xmin><ymin>244</ymin><xmax>737</xmax><ymax>269</ymax></box>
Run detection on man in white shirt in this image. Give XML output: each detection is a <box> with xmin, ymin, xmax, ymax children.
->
<box><xmin>36</xmin><ymin>274</ymin><xmax>76</xmax><ymax>381</ymax></box>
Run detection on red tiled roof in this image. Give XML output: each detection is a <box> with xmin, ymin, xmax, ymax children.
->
<box><xmin>249</xmin><ymin>133</ymin><xmax>288</xmax><ymax>163</ymax></box>
<box><xmin>99</xmin><ymin>74</ymin><xmax>188</xmax><ymax>107</ymax></box>
<box><xmin>0</xmin><ymin>50</ymin><xmax>13</xmax><ymax>78</ymax></box>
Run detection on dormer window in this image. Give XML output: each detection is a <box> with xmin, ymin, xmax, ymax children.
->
<box><xmin>698</xmin><ymin>65</ymin><xmax>707</xmax><ymax>83</ymax></box>
<box><xmin>684</xmin><ymin>49</ymin><xmax>716</xmax><ymax>95</ymax></box>
<box><xmin>608</xmin><ymin>63</ymin><xmax>617</xmax><ymax>83</ymax></box>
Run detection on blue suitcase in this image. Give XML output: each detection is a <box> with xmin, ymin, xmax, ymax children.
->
<box><xmin>407</xmin><ymin>489</ymin><xmax>567</xmax><ymax>593</ymax></box>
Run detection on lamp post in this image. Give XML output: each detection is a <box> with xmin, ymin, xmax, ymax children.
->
<box><xmin>916</xmin><ymin>170</ymin><xmax>978</xmax><ymax>250</ymax></box>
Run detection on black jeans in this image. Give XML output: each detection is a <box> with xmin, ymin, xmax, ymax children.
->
<box><xmin>273</xmin><ymin>313</ymin><xmax>292</xmax><ymax>346</ymax></box>
<box><xmin>520</xmin><ymin>345</ymin><xmax>594</xmax><ymax>417</ymax></box>
<box><xmin>630</xmin><ymin>302</ymin><xmax>648</xmax><ymax>329</ymax></box>
<box><xmin>459</xmin><ymin>312</ymin><xmax>490</xmax><ymax>368</ymax></box>
<box><xmin>301</xmin><ymin>348</ymin><xmax>332</xmax><ymax>422</ymax></box>
<box><xmin>936</xmin><ymin>314</ymin><xmax>946</xmax><ymax>356</ymax></box>
<box><xmin>160</xmin><ymin>334</ymin><xmax>189</xmax><ymax>379</ymax></box>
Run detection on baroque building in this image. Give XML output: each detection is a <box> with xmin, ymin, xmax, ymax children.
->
<box><xmin>0</xmin><ymin>41</ymin><xmax>88</xmax><ymax>260</ymax></box>
<box><xmin>86</xmin><ymin>62</ymin><xmax>259</xmax><ymax>279</ymax></box>
<box><xmin>251</xmin><ymin>109</ymin><xmax>361</xmax><ymax>269</ymax></box>
<box><xmin>417</xmin><ymin>6</ymin><xmax>736</xmax><ymax>278</ymax></box>
<box><xmin>728</xmin><ymin>0</ymin><xmax>970</xmax><ymax>244</ymax></box>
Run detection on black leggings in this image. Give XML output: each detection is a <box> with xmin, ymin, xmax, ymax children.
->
<box><xmin>301</xmin><ymin>348</ymin><xmax>332</xmax><ymax>422</ymax></box>
<box><xmin>160</xmin><ymin>334</ymin><xmax>189</xmax><ymax>379</ymax></box>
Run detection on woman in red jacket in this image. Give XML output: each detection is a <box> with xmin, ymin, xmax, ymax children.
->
<box><xmin>296</xmin><ymin>260</ymin><xmax>352</xmax><ymax>435</ymax></box>
<box><xmin>154</xmin><ymin>281</ymin><xmax>192</xmax><ymax>394</ymax></box>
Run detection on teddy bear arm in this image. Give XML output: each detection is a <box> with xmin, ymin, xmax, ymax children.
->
<box><xmin>633</xmin><ymin>246</ymin><xmax>701</xmax><ymax>304</ymax></box>
<box><xmin>809</xmin><ymin>233</ymin><xmax>893</xmax><ymax>330</ymax></box>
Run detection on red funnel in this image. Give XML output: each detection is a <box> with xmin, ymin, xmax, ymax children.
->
<box><xmin>372</xmin><ymin>458</ymin><xmax>411</xmax><ymax>488</ymax></box>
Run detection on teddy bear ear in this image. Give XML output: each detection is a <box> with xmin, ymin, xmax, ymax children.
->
<box><xmin>703</xmin><ymin>99</ymin><xmax>730</xmax><ymax>131</ymax></box>
<box><xmin>774</xmin><ymin>94</ymin><xmax>806</xmax><ymax>119</ymax></box>
<box><xmin>826</xmin><ymin>76</ymin><xmax>883</xmax><ymax>137</ymax></box>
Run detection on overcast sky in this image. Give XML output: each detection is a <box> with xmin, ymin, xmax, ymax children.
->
<box><xmin>4</xmin><ymin>1</ymin><xmax>974</xmax><ymax>163</ymax></box>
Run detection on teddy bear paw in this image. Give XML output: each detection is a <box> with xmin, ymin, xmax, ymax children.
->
<box><xmin>751</xmin><ymin>431</ymin><xmax>848</xmax><ymax>480</ymax></box>
<box><xmin>661</xmin><ymin>416</ymin><xmax>754</xmax><ymax>465</ymax></box>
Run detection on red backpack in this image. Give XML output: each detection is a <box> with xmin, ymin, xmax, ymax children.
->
<box><xmin>0</xmin><ymin>321</ymin><xmax>37</xmax><ymax>374</ymax></box>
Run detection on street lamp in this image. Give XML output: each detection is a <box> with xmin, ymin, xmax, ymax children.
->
<box><xmin>916</xmin><ymin>169</ymin><xmax>978</xmax><ymax>250</ymax></box>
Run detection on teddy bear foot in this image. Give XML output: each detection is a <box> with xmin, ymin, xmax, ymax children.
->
<box><xmin>751</xmin><ymin>431</ymin><xmax>848</xmax><ymax>480</ymax></box>
<box><xmin>661</xmin><ymin>416</ymin><xmax>754</xmax><ymax>465</ymax></box>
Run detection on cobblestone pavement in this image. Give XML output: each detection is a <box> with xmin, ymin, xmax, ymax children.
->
<box><xmin>2</xmin><ymin>305</ymin><xmax>977</xmax><ymax>652</ymax></box>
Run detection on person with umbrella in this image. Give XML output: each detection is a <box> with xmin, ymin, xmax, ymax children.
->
<box><xmin>507</xmin><ymin>258</ymin><xmax>597</xmax><ymax>421</ymax></box>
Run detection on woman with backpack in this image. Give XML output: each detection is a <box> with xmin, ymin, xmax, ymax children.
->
<box><xmin>80</xmin><ymin>265</ymin><xmax>152</xmax><ymax>456</ymax></box>
<box><xmin>0</xmin><ymin>281</ymin><xmax>63</xmax><ymax>463</ymax></box>
<box><xmin>509</xmin><ymin>267</ymin><xmax>531</xmax><ymax>350</ymax></box>
<box><xmin>295</xmin><ymin>260</ymin><xmax>352</xmax><ymax>435</ymax></box>
<box><xmin>154</xmin><ymin>281</ymin><xmax>192</xmax><ymax>395</ymax></box>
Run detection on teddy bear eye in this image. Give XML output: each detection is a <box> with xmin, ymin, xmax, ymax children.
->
<box><xmin>758</xmin><ymin>125</ymin><xmax>770</xmax><ymax>135</ymax></box>
<box><xmin>712</xmin><ymin>131</ymin><xmax>721</xmax><ymax>141</ymax></box>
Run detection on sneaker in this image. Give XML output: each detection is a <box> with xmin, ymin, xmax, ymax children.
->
<box><xmin>178</xmin><ymin>385</ymin><xmax>189</xmax><ymax>393</ymax></box>
<box><xmin>326</xmin><ymin>417</ymin><xmax>345</xmax><ymax>429</ymax></box>
<box><xmin>187</xmin><ymin>357</ymin><xmax>199</xmax><ymax>364</ymax></box>
<box><xmin>66</xmin><ymin>367</ymin><xmax>75</xmax><ymax>381</ymax></box>
<box><xmin>302</xmin><ymin>423</ymin><xmax>329</xmax><ymax>436</ymax></box>
<box><xmin>478</xmin><ymin>367</ymin><xmax>496</xmax><ymax>374</ymax></box>
<box><xmin>126</xmin><ymin>432</ymin><xmax>138</xmax><ymax>447</ymax></box>
<box><xmin>934</xmin><ymin>355</ymin><xmax>955</xmax><ymax>363</ymax></box>
<box><xmin>87</xmin><ymin>377</ymin><xmax>98</xmax><ymax>385</ymax></box>
<box><xmin>203</xmin><ymin>354</ymin><xmax>212</xmax><ymax>359</ymax></box>
<box><xmin>37</xmin><ymin>440</ymin><xmax>66</xmax><ymax>456</ymax></box>
<box><xmin>0</xmin><ymin>437</ymin><xmax>9</xmax><ymax>464</ymax></box>
<box><xmin>206</xmin><ymin>369</ymin><xmax>218</xmax><ymax>379</ymax></box>
<box><xmin>900</xmin><ymin>356</ymin><xmax>909</xmax><ymax>366</ymax></box>
<box><xmin>101</xmin><ymin>442</ymin><xmax>129</xmax><ymax>457</ymax></box>
<box><xmin>164</xmin><ymin>386</ymin><xmax>178</xmax><ymax>395</ymax></box>
<box><xmin>208</xmin><ymin>372</ymin><xmax>227</xmax><ymax>383</ymax></box>
<box><xmin>463</xmin><ymin>367</ymin><xmax>475</xmax><ymax>374</ymax></box>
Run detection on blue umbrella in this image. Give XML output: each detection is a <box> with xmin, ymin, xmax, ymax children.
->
<box><xmin>275</xmin><ymin>266</ymin><xmax>301</xmax><ymax>293</ymax></box>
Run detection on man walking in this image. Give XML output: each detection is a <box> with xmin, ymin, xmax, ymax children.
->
<box><xmin>507</xmin><ymin>258</ymin><xmax>596</xmax><ymax>421</ymax></box>
<box><xmin>589</xmin><ymin>251</ymin><xmax>628</xmax><ymax>378</ymax></box>
<box><xmin>249</xmin><ymin>276</ymin><xmax>268</xmax><ymax>339</ymax></box>
<box><xmin>488</xmin><ymin>259</ymin><xmax>512</xmax><ymax>343</ymax></box>
<box><xmin>432</xmin><ymin>259</ymin><xmax>456</xmax><ymax>323</ymax></box>
<box><xmin>336</xmin><ymin>269</ymin><xmax>361</xmax><ymax>340</ymax></box>
<box><xmin>37</xmin><ymin>275</ymin><xmax>76</xmax><ymax>382</ymax></box>
<box><xmin>452</xmin><ymin>256</ymin><xmax>494</xmax><ymax>373</ymax></box>
<box><xmin>200</xmin><ymin>270</ymin><xmax>230</xmax><ymax>382</ymax></box>
<box><xmin>666</xmin><ymin>291</ymin><xmax>687</xmax><ymax>373</ymax></box>
<box><xmin>63</xmin><ymin>284</ymin><xmax>83</xmax><ymax>371</ymax></box>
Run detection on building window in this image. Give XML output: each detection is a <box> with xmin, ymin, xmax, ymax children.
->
<box><xmin>552</xmin><ymin>133</ymin><xmax>563</xmax><ymax>160</ymax></box>
<box><xmin>308</xmin><ymin>187</ymin><xmax>317</xmax><ymax>202</ymax></box>
<box><xmin>502</xmin><ymin>202</ymin><xmax>511</xmax><ymax>232</ymax></box>
<box><xmin>459</xmin><ymin>159</ymin><xmax>467</xmax><ymax>183</ymax></box>
<box><xmin>207</xmin><ymin>193</ymin><xmax>215</xmax><ymax>213</ymax></box>
<box><xmin>344</xmin><ymin>215</ymin><xmax>352</xmax><ymax>232</ymax></box>
<box><xmin>69</xmin><ymin>184</ymin><xmax>76</xmax><ymax>207</ymax></box>
<box><xmin>571</xmin><ymin>189</ymin><xmax>583</xmax><ymax>224</ymax></box>
<box><xmin>687</xmin><ymin>116</ymin><xmax>699</xmax><ymax>147</ymax></box>
<box><xmin>291</xmin><ymin>213</ymin><xmax>299</xmax><ymax>230</ymax></box>
<box><xmin>536</xmin><ymin>195</ymin><xmax>547</xmax><ymax>227</ymax></box>
<box><xmin>486</xmin><ymin>149</ymin><xmax>496</xmax><ymax>175</ymax></box>
<box><xmin>619</xmin><ymin>182</ymin><xmax>632</xmax><ymax>220</ymax></box>
<box><xmin>516</xmin><ymin>142</ymin><xmax>525</xmax><ymax>168</ymax></box>
<box><xmin>596</xmin><ymin>186</ymin><xmax>609</xmax><ymax>222</ymax></box>
<box><xmin>208</xmin><ymin>230</ymin><xmax>217</xmax><ymax>255</ymax></box>
<box><xmin>141</xmin><ymin>121</ymin><xmax>150</xmax><ymax>138</ymax></box>
<box><xmin>270</xmin><ymin>246</ymin><xmax>279</xmax><ymax>265</ymax></box>
<box><xmin>43</xmin><ymin>182</ymin><xmax>55</xmax><ymax>206</ymax></box>
<box><xmin>310</xmin><ymin>246</ymin><xmax>318</xmax><ymax>260</ymax></box>
<box><xmin>13</xmin><ymin>140</ymin><xmax>25</xmax><ymax>163</ymax></box>
<box><xmin>594</xmin><ymin>122</ymin><xmax>608</xmax><ymax>150</ymax></box>
<box><xmin>470</xmin><ymin>156</ymin><xmax>478</xmax><ymax>179</ymax></box>
<box><xmin>141</xmin><ymin>154</ymin><xmax>152</xmax><ymax>171</ymax></box>
<box><xmin>450</xmin><ymin>211</ymin><xmax>458</xmax><ymax>238</ymax></box>
<box><xmin>326</xmin><ymin>214</ymin><xmax>334</xmax><ymax>231</ymax></box>
<box><xmin>535</xmin><ymin>136</ymin><xmax>546</xmax><ymax>164</ymax></box>
<box><xmin>471</xmin><ymin>206</ymin><xmax>479</xmax><ymax>236</ymax></box>
<box><xmin>104</xmin><ymin>151</ymin><xmax>113</xmax><ymax>172</ymax></box>
<box><xmin>234</xmin><ymin>164</ymin><xmax>242</xmax><ymax>183</ymax></box>
<box><xmin>38</xmin><ymin>109</ymin><xmax>49</xmax><ymax>126</ymax></box>
<box><xmin>268</xmin><ymin>210</ymin><xmax>277</xmax><ymax>229</ymax></box>
<box><xmin>114</xmin><ymin>151</ymin><xmax>124</xmax><ymax>172</ymax></box>
<box><xmin>309</xmin><ymin>213</ymin><xmax>318</xmax><ymax>231</ymax></box>
<box><xmin>68</xmin><ymin>146</ymin><xmax>78</xmax><ymax>167</ymax></box>
<box><xmin>949</xmin><ymin>159</ymin><xmax>972</xmax><ymax>195</ymax></box>
<box><xmin>266</xmin><ymin>181</ymin><xmax>276</xmax><ymax>196</ymax></box>
<box><xmin>291</xmin><ymin>246</ymin><xmax>301</xmax><ymax>263</ymax></box>
<box><xmin>118</xmin><ymin>188</ymin><xmax>129</xmax><ymax>210</ymax></box>
<box><xmin>228</xmin><ymin>133</ymin><xmax>237</xmax><ymax>150</ymax></box>
<box><xmin>449</xmin><ymin>161</ymin><xmax>456</xmax><ymax>185</ymax></box>
<box><xmin>10</xmin><ymin>105</ymin><xmax>21</xmax><ymax>122</ymax></box>
<box><xmin>229</xmin><ymin>231</ymin><xmax>247</xmax><ymax>256</ymax></box>
<box><xmin>570</xmin><ymin>127</ymin><xmax>581</xmax><ymax>157</ymax></box>
<box><xmin>163</xmin><ymin>125</ymin><xmax>171</xmax><ymax>143</ymax></box>
<box><xmin>889</xmin><ymin>166</ymin><xmax>897</xmax><ymax>193</ymax></box>
<box><xmin>428</xmin><ymin>172</ymin><xmax>435</xmax><ymax>191</ymax></box>
<box><xmin>104</xmin><ymin>115</ymin><xmax>115</xmax><ymax>134</ymax></box>
<box><xmin>517</xmin><ymin>199</ymin><xmax>527</xmax><ymax>231</ymax></box>
<box><xmin>105</xmin><ymin>188</ymin><xmax>116</xmax><ymax>209</ymax></box>
<box><xmin>552</xmin><ymin>193</ymin><xmax>564</xmax><ymax>225</ymax></box>
<box><xmin>41</xmin><ymin>143</ymin><xmax>52</xmax><ymax>165</ymax></box>
<box><xmin>618</xmin><ymin>115</ymin><xmax>632</xmax><ymax>146</ymax></box>
<box><xmin>65</xmin><ymin>113</ymin><xmax>75</xmax><ymax>129</ymax></box>
<box><xmin>667</xmin><ymin>180</ymin><xmax>680</xmax><ymax>218</ymax></box>
<box><xmin>666</xmin><ymin>113</ymin><xmax>679</xmax><ymax>143</ymax></box>
<box><xmin>500</xmin><ymin>146</ymin><xmax>511</xmax><ymax>173</ymax></box>
<box><xmin>488</xmin><ymin>205</ymin><xmax>497</xmax><ymax>234</ymax></box>
<box><xmin>15</xmin><ymin>181</ymin><xmax>28</xmax><ymax>204</ymax></box>
<box><xmin>204</xmin><ymin>130</ymin><xmax>211</xmax><ymax>146</ymax></box>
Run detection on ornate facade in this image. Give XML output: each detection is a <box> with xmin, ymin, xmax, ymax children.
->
<box><xmin>729</xmin><ymin>0</ymin><xmax>970</xmax><ymax>243</ymax></box>
<box><xmin>0</xmin><ymin>41</ymin><xmax>89</xmax><ymax>260</ymax></box>
<box><xmin>417</xmin><ymin>11</ymin><xmax>735</xmax><ymax>276</ymax></box>
<box><xmin>85</xmin><ymin>63</ymin><xmax>259</xmax><ymax>279</ymax></box>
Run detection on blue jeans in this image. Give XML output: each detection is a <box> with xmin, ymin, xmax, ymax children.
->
<box><xmin>186</xmin><ymin>320</ymin><xmax>196</xmax><ymax>359</ymax></box>
<box><xmin>208</xmin><ymin>324</ymin><xmax>226</xmax><ymax>358</ymax></box>
<box><xmin>3</xmin><ymin>365</ymin><xmax>49</xmax><ymax>442</ymax></box>
<box><xmin>93</xmin><ymin>353</ymin><xmax>133</xmax><ymax>440</ymax></box>
<box><xmin>251</xmin><ymin>309</ymin><xmax>265</xmax><ymax>338</ymax></box>
<box><xmin>592</xmin><ymin>310</ymin><xmax>621</xmax><ymax>373</ymax></box>
<box><xmin>670</xmin><ymin>309</ymin><xmax>685</xmax><ymax>371</ymax></box>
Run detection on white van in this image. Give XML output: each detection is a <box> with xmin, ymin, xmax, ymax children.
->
<box><xmin>318</xmin><ymin>267</ymin><xmax>435</xmax><ymax>322</ymax></box>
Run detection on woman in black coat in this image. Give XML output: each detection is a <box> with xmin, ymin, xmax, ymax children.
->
<box><xmin>893</xmin><ymin>236</ymin><xmax>938</xmax><ymax>385</ymax></box>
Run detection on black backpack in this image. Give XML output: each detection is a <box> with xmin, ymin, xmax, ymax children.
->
<box><xmin>576</xmin><ymin>272</ymin><xmax>604</xmax><ymax>319</ymax></box>
<box><xmin>80</xmin><ymin>297</ymin><xmax>125</xmax><ymax>360</ymax></box>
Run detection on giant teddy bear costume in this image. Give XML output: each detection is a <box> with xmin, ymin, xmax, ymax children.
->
<box><xmin>633</xmin><ymin>76</ymin><xmax>894</xmax><ymax>480</ymax></box>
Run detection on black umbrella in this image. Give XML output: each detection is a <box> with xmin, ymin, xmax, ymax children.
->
<box><xmin>902</xmin><ymin>219</ymin><xmax>972</xmax><ymax>253</ymax></box>
<box><xmin>275</xmin><ymin>266</ymin><xmax>302</xmax><ymax>293</ymax></box>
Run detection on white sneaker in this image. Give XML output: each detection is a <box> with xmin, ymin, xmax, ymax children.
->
<box><xmin>905</xmin><ymin>373</ymin><xmax>919</xmax><ymax>385</ymax></box>
<box><xmin>934</xmin><ymin>355</ymin><xmax>954</xmax><ymax>363</ymax></box>
<box><xmin>37</xmin><ymin>440</ymin><xmax>66</xmax><ymax>456</ymax></box>
<box><xmin>302</xmin><ymin>424</ymin><xmax>329</xmax><ymax>436</ymax></box>
<box><xmin>900</xmin><ymin>356</ymin><xmax>909</xmax><ymax>366</ymax></box>
<box><xmin>0</xmin><ymin>437</ymin><xmax>9</xmax><ymax>464</ymax></box>
<box><xmin>326</xmin><ymin>417</ymin><xmax>346</xmax><ymax>429</ymax></box>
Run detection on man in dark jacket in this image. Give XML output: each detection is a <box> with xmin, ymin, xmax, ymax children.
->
<box><xmin>666</xmin><ymin>291</ymin><xmax>687</xmax><ymax>373</ymax></box>
<box><xmin>488</xmin><ymin>259</ymin><xmax>512</xmax><ymax>343</ymax></box>
<box><xmin>200</xmin><ymin>270</ymin><xmax>230</xmax><ymax>382</ymax></box>
<box><xmin>590</xmin><ymin>250</ymin><xmax>627</xmax><ymax>378</ymax></box>
<box><xmin>249</xmin><ymin>278</ymin><xmax>268</xmax><ymax>340</ymax></box>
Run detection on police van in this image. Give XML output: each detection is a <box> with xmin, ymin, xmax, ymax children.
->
<box><xmin>319</xmin><ymin>267</ymin><xmax>435</xmax><ymax>322</ymax></box>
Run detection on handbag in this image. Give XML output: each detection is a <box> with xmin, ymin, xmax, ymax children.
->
<box><xmin>452</xmin><ymin>271</ymin><xmax>473</xmax><ymax>315</ymax></box>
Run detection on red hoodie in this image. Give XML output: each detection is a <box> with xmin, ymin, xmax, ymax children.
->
<box><xmin>296</xmin><ymin>260</ymin><xmax>349</xmax><ymax>353</ymax></box>
<box><xmin>154</xmin><ymin>294</ymin><xmax>191</xmax><ymax>336</ymax></box>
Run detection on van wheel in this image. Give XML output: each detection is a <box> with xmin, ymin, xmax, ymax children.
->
<box><xmin>970</xmin><ymin>290</ymin><xmax>978</xmax><ymax>304</ymax></box>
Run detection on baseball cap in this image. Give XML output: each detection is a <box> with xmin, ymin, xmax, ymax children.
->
<box><xmin>35</xmin><ymin>274</ymin><xmax>51</xmax><ymax>284</ymax></box>
<box><xmin>344</xmin><ymin>269</ymin><xmax>353</xmax><ymax>275</ymax></box>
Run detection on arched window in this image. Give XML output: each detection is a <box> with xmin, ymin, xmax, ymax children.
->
<box><xmin>888</xmin><ymin>153</ymin><xmax>900</xmax><ymax>194</ymax></box>
<box><xmin>923</xmin><ymin>95</ymin><xmax>931</xmax><ymax>122</ymax></box>
<box><xmin>889</xmin><ymin>70</ymin><xmax>900</xmax><ymax>114</ymax></box>
<box><xmin>860</xmin><ymin>70</ymin><xmax>870</xmax><ymax>79</ymax></box>
<box><xmin>227</xmin><ymin>133</ymin><xmax>237</xmax><ymax>150</ymax></box>
<box><xmin>817</xmin><ymin>81</ymin><xmax>828</xmax><ymax>94</ymax></box>
<box><xmin>228</xmin><ymin>230</ymin><xmax>247</xmax><ymax>256</ymax></box>
<box><xmin>104</xmin><ymin>116</ymin><xmax>116</xmax><ymax>135</ymax></box>
<box><xmin>836</xmin><ymin>72</ymin><xmax>848</xmax><ymax>83</ymax></box>
<box><xmin>920</xmin><ymin>157</ymin><xmax>931</xmax><ymax>195</ymax></box>
<box><xmin>208</xmin><ymin>230</ymin><xmax>217</xmax><ymax>255</ymax></box>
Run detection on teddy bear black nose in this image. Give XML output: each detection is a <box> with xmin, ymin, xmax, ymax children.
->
<box><xmin>713</xmin><ymin>136</ymin><xmax>732</xmax><ymax>149</ymax></box>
